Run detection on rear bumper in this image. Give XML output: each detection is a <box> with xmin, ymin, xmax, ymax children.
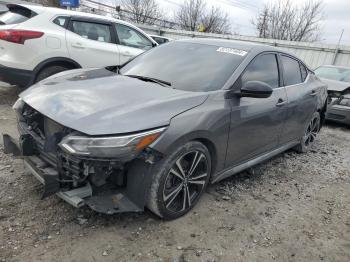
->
<box><xmin>0</xmin><ymin>64</ymin><xmax>34</xmax><ymax>87</ymax></box>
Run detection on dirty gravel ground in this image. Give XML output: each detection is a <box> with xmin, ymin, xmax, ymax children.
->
<box><xmin>0</xmin><ymin>84</ymin><xmax>349</xmax><ymax>262</ymax></box>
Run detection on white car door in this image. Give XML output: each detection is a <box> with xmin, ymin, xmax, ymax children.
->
<box><xmin>66</xmin><ymin>18</ymin><xmax>119</xmax><ymax>68</ymax></box>
<box><xmin>114</xmin><ymin>23</ymin><xmax>154</xmax><ymax>64</ymax></box>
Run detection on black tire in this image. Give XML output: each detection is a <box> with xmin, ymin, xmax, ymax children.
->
<box><xmin>294</xmin><ymin>111</ymin><xmax>321</xmax><ymax>153</ymax></box>
<box><xmin>146</xmin><ymin>141</ymin><xmax>211</xmax><ymax>220</ymax></box>
<box><xmin>35</xmin><ymin>65</ymin><xmax>70</xmax><ymax>83</ymax></box>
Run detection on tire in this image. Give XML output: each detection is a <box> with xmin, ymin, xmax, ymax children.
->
<box><xmin>294</xmin><ymin>111</ymin><xmax>321</xmax><ymax>153</ymax></box>
<box><xmin>35</xmin><ymin>65</ymin><xmax>70</xmax><ymax>83</ymax></box>
<box><xmin>146</xmin><ymin>141</ymin><xmax>211</xmax><ymax>220</ymax></box>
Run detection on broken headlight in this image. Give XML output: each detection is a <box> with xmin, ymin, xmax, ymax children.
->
<box><xmin>59</xmin><ymin>127</ymin><xmax>166</xmax><ymax>159</ymax></box>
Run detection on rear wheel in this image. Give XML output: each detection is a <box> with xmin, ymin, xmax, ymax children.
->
<box><xmin>35</xmin><ymin>65</ymin><xmax>70</xmax><ymax>83</ymax></box>
<box><xmin>294</xmin><ymin>111</ymin><xmax>321</xmax><ymax>153</ymax></box>
<box><xmin>147</xmin><ymin>141</ymin><xmax>211</xmax><ymax>220</ymax></box>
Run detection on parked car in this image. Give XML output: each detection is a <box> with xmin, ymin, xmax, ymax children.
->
<box><xmin>149</xmin><ymin>34</ymin><xmax>172</xmax><ymax>45</ymax></box>
<box><xmin>4</xmin><ymin>39</ymin><xmax>327</xmax><ymax>220</ymax></box>
<box><xmin>0</xmin><ymin>3</ymin><xmax>157</xmax><ymax>87</ymax></box>
<box><xmin>314</xmin><ymin>65</ymin><xmax>350</xmax><ymax>125</ymax></box>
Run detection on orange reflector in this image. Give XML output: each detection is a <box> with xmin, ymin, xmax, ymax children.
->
<box><xmin>135</xmin><ymin>133</ymin><xmax>161</xmax><ymax>152</ymax></box>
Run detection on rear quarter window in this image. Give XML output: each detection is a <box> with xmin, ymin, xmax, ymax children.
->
<box><xmin>0</xmin><ymin>5</ymin><xmax>37</xmax><ymax>25</ymax></box>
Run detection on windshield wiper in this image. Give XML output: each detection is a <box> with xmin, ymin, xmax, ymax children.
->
<box><xmin>125</xmin><ymin>75</ymin><xmax>171</xmax><ymax>87</ymax></box>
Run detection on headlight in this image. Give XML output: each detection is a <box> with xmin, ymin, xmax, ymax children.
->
<box><xmin>13</xmin><ymin>98</ymin><xmax>24</xmax><ymax>111</ymax></box>
<box><xmin>59</xmin><ymin>127</ymin><xmax>166</xmax><ymax>159</ymax></box>
<box><xmin>13</xmin><ymin>98</ymin><xmax>25</xmax><ymax>121</ymax></box>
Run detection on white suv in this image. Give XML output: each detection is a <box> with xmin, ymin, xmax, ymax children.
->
<box><xmin>0</xmin><ymin>4</ymin><xmax>157</xmax><ymax>87</ymax></box>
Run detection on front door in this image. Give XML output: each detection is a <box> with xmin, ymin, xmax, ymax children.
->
<box><xmin>225</xmin><ymin>53</ymin><xmax>288</xmax><ymax>168</ymax></box>
<box><xmin>114</xmin><ymin>23</ymin><xmax>154</xmax><ymax>64</ymax></box>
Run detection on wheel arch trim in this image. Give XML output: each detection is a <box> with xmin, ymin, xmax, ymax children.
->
<box><xmin>152</xmin><ymin>130</ymin><xmax>219</xmax><ymax>176</ymax></box>
<box><xmin>32</xmin><ymin>57</ymin><xmax>82</xmax><ymax>83</ymax></box>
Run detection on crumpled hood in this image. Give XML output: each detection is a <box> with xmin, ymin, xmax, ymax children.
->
<box><xmin>20</xmin><ymin>68</ymin><xmax>208</xmax><ymax>135</ymax></box>
<box><xmin>320</xmin><ymin>78</ymin><xmax>350</xmax><ymax>92</ymax></box>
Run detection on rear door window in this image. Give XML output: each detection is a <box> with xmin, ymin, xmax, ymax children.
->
<box><xmin>281</xmin><ymin>55</ymin><xmax>303</xmax><ymax>86</ymax></box>
<box><xmin>71</xmin><ymin>21</ymin><xmax>112</xmax><ymax>43</ymax></box>
<box><xmin>0</xmin><ymin>5</ymin><xmax>36</xmax><ymax>25</ymax></box>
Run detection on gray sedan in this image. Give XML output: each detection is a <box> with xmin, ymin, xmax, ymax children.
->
<box><xmin>314</xmin><ymin>65</ymin><xmax>350</xmax><ymax>125</ymax></box>
<box><xmin>4</xmin><ymin>39</ymin><xmax>327</xmax><ymax>219</ymax></box>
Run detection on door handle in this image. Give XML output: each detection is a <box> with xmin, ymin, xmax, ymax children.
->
<box><xmin>72</xmin><ymin>42</ymin><xmax>85</xmax><ymax>49</ymax></box>
<box><xmin>310</xmin><ymin>90</ymin><xmax>317</xmax><ymax>96</ymax></box>
<box><xmin>276</xmin><ymin>98</ymin><xmax>287</xmax><ymax>107</ymax></box>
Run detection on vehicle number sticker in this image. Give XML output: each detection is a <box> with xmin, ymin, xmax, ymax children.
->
<box><xmin>216</xmin><ymin>47</ymin><xmax>247</xmax><ymax>56</ymax></box>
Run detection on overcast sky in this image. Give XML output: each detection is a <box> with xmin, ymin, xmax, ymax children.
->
<box><xmin>111</xmin><ymin>0</ymin><xmax>350</xmax><ymax>45</ymax></box>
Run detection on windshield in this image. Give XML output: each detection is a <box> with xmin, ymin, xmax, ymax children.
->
<box><xmin>120</xmin><ymin>42</ymin><xmax>247</xmax><ymax>92</ymax></box>
<box><xmin>314</xmin><ymin>66</ymin><xmax>350</xmax><ymax>83</ymax></box>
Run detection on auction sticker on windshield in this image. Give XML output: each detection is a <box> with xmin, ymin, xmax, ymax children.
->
<box><xmin>216</xmin><ymin>47</ymin><xmax>248</xmax><ymax>56</ymax></box>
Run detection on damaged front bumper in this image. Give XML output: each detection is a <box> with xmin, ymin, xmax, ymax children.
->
<box><xmin>3</xmin><ymin>133</ymin><xmax>156</xmax><ymax>214</ymax></box>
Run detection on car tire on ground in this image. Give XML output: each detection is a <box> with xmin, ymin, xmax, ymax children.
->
<box><xmin>294</xmin><ymin>111</ymin><xmax>321</xmax><ymax>153</ymax></box>
<box><xmin>35</xmin><ymin>65</ymin><xmax>70</xmax><ymax>83</ymax></box>
<box><xmin>147</xmin><ymin>141</ymin><xmax>211</xmax><ymax>220</ymax></box>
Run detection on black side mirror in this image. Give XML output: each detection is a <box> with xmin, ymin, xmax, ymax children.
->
<box><xmin>240</xmin><ymin>81</ymin><xmax>273</xmax><ymax>98</ymax></box>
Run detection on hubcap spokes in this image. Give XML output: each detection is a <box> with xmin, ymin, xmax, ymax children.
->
<box><xmin>163</xmin><ymin>151</ymin><xmax>208</xmax><ymax>213</ymax></box>
<box><xmin>304</xmin><ymin>116</ymin><xmax>319</xmax><ymax>146</ymax></box>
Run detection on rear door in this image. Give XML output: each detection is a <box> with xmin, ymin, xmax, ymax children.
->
<box><xmin>66</xmin><ymin>18</ymin><xmax>119</xmax><ymax>68</ymax></box>
<box><xmin>225</xmin><ymin>53</ymin><xmax>288</xmax><ymax>167</ymax></box>
<box><xmin>278</xmin><ymin>54</ymin><xmax>318</xmax><ymax>143</ymax></box>
<box><xmin>114</xmin><ymin>23</ymin><xmax>154</xmax><ymax>64</ymax></box>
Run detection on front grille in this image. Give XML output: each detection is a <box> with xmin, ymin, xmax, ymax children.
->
<box><xmin>19</xmin><ymin>104</ymin><xmax>85</xmax><ymax>182</ymax></box>
<box><xmin>19</xmin><ymin>103</ymin><xmax>125</xmax><ymax>188</ymax></box>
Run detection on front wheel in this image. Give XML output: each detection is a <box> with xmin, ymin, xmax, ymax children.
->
<box><xmin>294</xmin><ymin>111</ymin><xmax>321</xmax><ymax>153</ymax></box>
<box><xmin>147</xmin><ymin>141</ymin><xmax>211</xmax><ymax>220</ymax></box>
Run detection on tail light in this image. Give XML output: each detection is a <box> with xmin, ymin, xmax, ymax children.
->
<box><xmin>0</xmin><ymin>30</ymin><xmax>44</xmax><ymax>44</ymax></box>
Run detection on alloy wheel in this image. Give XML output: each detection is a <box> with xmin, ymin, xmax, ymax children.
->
<box><xmin>303</xmin><ymin>114</ymin><xmax>320</xmax><ymax>147</ymax></box>
<box><xmin>162</xmin><ymin>151</ymin><xmax>209</xmax><ymax>214</ymax></box>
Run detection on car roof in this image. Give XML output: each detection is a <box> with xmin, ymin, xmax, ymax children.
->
<box><xmin>177</xmin><ymin>38</ymin><xmax>309</xmax><ymax>67</ymax></box>
<box><xmin>178</xmin><ymin>38</ymin><xmax>281</xmax><ymax>53</ymax></box>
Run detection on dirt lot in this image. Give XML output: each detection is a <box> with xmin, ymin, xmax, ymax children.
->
<box><xmin>0</xmin><ymin>84</ymin><xmax>349</xmax><ymax>262</ymax></box>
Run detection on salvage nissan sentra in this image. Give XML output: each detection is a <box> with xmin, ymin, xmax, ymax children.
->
<box><xmin>4</xmin><ymin>39</ymin><xmax>328</xmax><ymax>220</ymax></box>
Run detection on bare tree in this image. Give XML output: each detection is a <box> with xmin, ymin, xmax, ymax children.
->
<box><xmin>252</xmin><ymin>0</ymin><xmax>324</xmax><ymax>42</ymax></box>
<box><xmin>175</xmin><ymin>0</ymin><xmax>231</xmax><ymax>34</ymax></box>
<box><xmin>175</xmin><ymin>0</ymin><xmax>205</xmax><ymax>31</ymax></box>
<box><xmin>120</xmin><ymin>0</ymin><xmax>163</xmax><ymax>25</ymax></box>
<box><xmin>201</xmin><ymin>6</ymin><xmax>231</xmax><ymax>34</ymax></box>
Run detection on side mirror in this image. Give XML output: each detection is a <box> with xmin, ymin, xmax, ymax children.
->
<box><xmin>240</xmin><ymin>81</ymin><xmax>273</xmax><ymax>98</ymax></box>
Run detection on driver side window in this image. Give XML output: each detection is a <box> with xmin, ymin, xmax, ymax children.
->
<box><xmin>241</xmin><ymin>54</ymin><xmax>280</xmax><ymax>89</ymax></box>
<box><xmin>115</xmin><ymin>24</ymin><xmax>153</xmax><ymax>50</ymax></box>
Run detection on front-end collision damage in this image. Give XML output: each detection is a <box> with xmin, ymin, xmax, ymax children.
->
<box><xmin>3</xmin><ymin>100</ymin><xmax>166</xmax><ymax>214</ymax></box>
